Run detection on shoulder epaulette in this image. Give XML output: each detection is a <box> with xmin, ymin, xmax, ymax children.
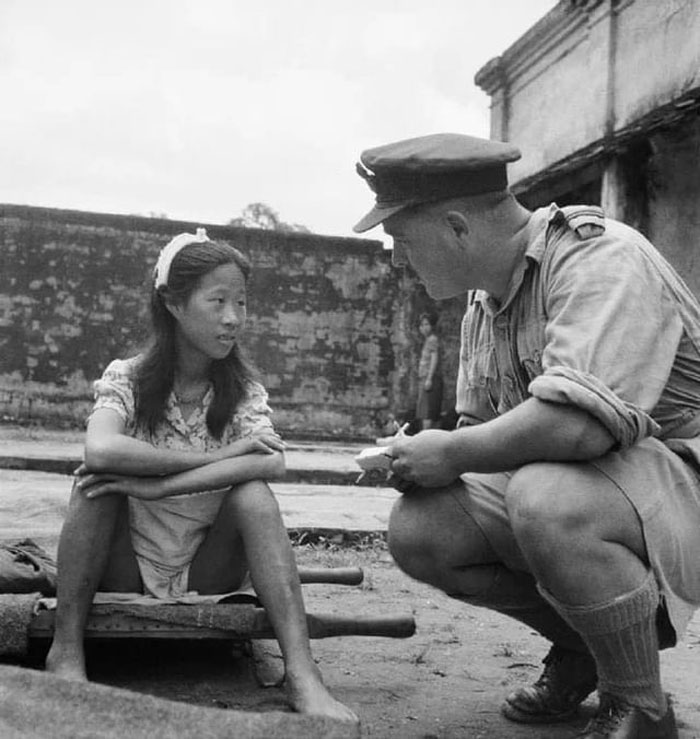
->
<box><xmin>557</xmin><ymin>205</ymin><xmax>606</xmax><ymax>239</ymax></box>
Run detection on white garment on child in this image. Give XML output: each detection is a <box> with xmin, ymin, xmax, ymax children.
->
<box><xmin>91</xmin><ymin>356</ymin><xmax>275</xmax><ymax>599</ymax></box>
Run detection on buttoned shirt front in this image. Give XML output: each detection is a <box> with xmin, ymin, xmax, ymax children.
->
<box><xmin>456</xmin><ymin>204</ymin><xmax>700</xmax><ymax>450</ymax></box>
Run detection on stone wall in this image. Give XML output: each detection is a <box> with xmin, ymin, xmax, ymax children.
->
<box><xmin>0</xmin><ymin>204</ymin><xmax>464</xmax><ymax>439</ymax></box>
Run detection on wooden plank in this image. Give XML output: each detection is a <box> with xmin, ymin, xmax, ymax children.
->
<box><xmin>29</xmin><ymin>603</ymin><xmax>416</xmax><ymax>641</ymax></box>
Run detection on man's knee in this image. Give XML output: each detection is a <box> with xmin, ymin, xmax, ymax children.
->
<box><xmin>387</xmin><ymin>495</ymin><xmax>427</xmax><ymax>577</ymax></box>
<box><xmin>506</xmin><ymin>462</ymin><xmax>593</xmax><ymax>544</ymax></box>
<box><xmin>387</xmin><ymin>488</ymin><xmax>494</xmax><ymax>587</ymax></box>
<box><xmin>387</xmin><ymin>492</ymin><xmax>460</xmax><ymax>583</ymax></box>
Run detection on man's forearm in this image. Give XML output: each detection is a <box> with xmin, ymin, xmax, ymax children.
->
<box><xmin>448</xmin><ymin>398</ymin><xmax>615</xmax><ymax>474</ymax></box>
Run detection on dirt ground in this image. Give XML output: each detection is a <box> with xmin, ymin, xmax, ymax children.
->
<box><xmin>23</xmin><ymin>543</ymin><xmax>700</xmax><ymax>739</ymax></box>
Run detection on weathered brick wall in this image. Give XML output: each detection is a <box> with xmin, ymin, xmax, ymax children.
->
<box><xmin>0</xmin><ymin>205</ymin><xmax>463</xmax><ymax>439</ymax></box>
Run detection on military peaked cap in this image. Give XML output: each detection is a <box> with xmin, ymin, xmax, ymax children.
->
<box><xmin>353</xmin><ymin>132</ymin><xmax>521</xmax><ymax>233</ymax></box>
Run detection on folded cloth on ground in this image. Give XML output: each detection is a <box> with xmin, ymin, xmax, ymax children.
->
<box><xmin>0</xmin><ymin>592</ymin><xmax>42</xmax><ymax>658</ymax></box>
<box><xmin>0</xmin><ymin>538</ymin><xmax>57</xmax><ymax>596</ymax></box>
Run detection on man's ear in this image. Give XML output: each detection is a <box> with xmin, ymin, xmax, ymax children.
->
<box><xmin>446</xmin><ymin>211</ymin><xmax>469</xmax><ymax>238</ymax></box>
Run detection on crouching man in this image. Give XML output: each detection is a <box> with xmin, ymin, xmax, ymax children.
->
<box><xmin>352</xmin><ymin>132</ymin><xmax>700</xmax><ymax>738</ymax></box>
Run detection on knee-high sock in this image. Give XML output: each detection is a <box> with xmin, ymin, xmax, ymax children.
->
<box><xmin>539</xmin><ymin>571</ymin><xmax>666</xmax><ymax>719</ymax></box>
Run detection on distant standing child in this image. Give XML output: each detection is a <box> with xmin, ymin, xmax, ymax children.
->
<box><xmin>45</xmin><ymin>228</ymin><xmax>357</xmax><ymax>724</ymax></box>
<box><xmin>416</xmin><ymin>312</ymin><xmax>442</xmax><ymax>430</ymax></box>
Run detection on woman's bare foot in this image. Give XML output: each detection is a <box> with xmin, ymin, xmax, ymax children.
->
<box><xmin>45</xmin><ymin>643</ymin><xmax>88</xmax><ymax>682</ymax></box>
<box><xmin>285</xmin><ymin>665</ymin><xmax>358</xmax><ymax>723</ymax></box>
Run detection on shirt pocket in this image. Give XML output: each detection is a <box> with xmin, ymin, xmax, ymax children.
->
<box><xmin>465</xmin><ymin>344</ymin><xmax>500</xmax><ymax>416</ymax></box>
<box><xmin>521</xmin><ymin>350</ymin><xmax>543</xmax><ymax>383</ymax></box>
<box><xmin>515</xmin><ymin>312</ymin><xmax>546</xmax><ymax>386</ymax></box>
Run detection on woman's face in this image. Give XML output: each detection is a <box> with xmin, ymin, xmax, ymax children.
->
<box><xmin>419</xmin><ymin>318</ymin><xmax>433</xmax><ymax>336</ymax></box>
<box><xmin>169</xmin><ymin>262</ymin><xmax>247</xmax><ymax>363</ymax></box>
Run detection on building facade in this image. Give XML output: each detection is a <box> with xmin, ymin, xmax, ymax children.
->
<box><xmin>476</xmin><ymin>0</ymin><xmax>700</xmax><ymax>293</ymax></box>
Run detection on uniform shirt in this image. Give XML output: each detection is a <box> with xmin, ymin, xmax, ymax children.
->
<box><xmin>91</xmin><ymin>357</ymin><xmax>275</xmax><ymax>588</ymax></box>
<box><xmin>455</xmin><ymin>204</ymin><xmax>700</xmax><ymax>449</ymax></box>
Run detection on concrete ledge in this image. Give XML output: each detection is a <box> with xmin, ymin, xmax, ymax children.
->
<box><xmin>0</xmin><ymin>664</ymin><xmax>360</xmax><ymax>739</ymax></box>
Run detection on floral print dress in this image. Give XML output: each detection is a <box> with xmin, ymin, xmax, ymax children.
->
<box><xmin>91</xmin><ymin>356</ymin><xmax>275</xmax><ymax>599</ymax></box>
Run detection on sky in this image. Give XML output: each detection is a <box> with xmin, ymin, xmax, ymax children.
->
<box><xmin>0</xmin><ymin>0</ymin><xmax>558</xmax><ymax>242</ymax></box>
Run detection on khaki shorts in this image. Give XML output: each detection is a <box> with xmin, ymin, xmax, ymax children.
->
<box><xmin>452</xmin><ymin>437</ymin><xmax>700</xmax><ymax>638</ymax></box>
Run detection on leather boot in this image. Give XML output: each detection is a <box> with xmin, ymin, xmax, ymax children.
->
<box><xmin>578</xmin><ymin>693</ymin><xmax>678</xmax><ymax>738</ymax></box>
<box><xmin>502</xmin><ymin>644</ymin><xmax>597</xmax><ymax>723</ymax></box>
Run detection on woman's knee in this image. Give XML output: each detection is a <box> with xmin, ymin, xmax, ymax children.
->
<box><xmin>224</xmin><ymin>480</ymin><xmax>281</xmax><ymax>519</ymax></box>
<box><xmin>69</xmin><ymin>478</ymin><xmax>122</xmax><ymax>513</ymax></box>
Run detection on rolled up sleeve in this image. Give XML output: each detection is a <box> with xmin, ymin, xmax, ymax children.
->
<box><xmin>529</xmin><ymin>226</ymin><xmax>682</xmax><ymax>448</ymax></box>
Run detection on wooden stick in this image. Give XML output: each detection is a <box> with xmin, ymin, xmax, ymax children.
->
<box><xmin>297</xmin><ymin>567</ymin><xmax>364</xmax><ymax>585</ymax></box>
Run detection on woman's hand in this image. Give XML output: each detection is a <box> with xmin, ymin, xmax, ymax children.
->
<box><xmin>424</xmin><ymin>378</ymin><xmax>433</xmax><ymax>391</ymax></box>
<box><xmin>75</xmin><ymin>468</ymin><xmax>167</xmax><ymax>501</ymax></box>
<box><xmin>214</xmin><ymin>433</ymin><xmax>286</xmax><ymax>460</ymax></box>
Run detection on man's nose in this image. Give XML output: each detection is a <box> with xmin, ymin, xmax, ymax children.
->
<box><xmin>391</xmin><ymin>241</ymin><xmax>407</xmax><ymax>267</ymax></box>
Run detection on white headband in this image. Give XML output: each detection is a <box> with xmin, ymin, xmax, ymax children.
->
<box><xmin>153</xmin><ymin>228</ymin><xmax>210</xmax><ymax>288</ymax></box>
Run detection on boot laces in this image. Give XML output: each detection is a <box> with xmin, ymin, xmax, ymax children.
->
<box><xmin>587</xmin><ymin>694</ymin><xmax>630</xmax><ymax>734</ymax></box>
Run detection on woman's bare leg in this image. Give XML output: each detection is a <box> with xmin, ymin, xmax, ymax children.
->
<box><xmin>45</xmin><ymin>484</ymin><xmax>140</xmax><ymax>680</ymax></box>
<box><xmin>189</xmin><ymin>481</ymin><xmax>358</xmax><ymax>723</ymax></box>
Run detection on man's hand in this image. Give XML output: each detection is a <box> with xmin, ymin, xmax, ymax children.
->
<box><xmin>386</xmin><ymin>429</ymin><xmax>461</xmax><ymax>489</ymax></box>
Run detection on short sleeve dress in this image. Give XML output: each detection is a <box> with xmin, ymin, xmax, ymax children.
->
<box><xmin>91</xmin><ymin>356</ymin><xmax>275</xmax><ymax>599</ymax></box>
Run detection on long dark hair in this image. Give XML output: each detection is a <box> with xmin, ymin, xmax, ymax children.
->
<box><xmin>134</xmin><ymin>239</ymin><xmax>257</xmax><ymax>439</ymax></box>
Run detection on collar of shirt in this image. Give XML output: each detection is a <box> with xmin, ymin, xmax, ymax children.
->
<box><xmin>472</xmin><ymin>203</ymin><xmax>561</xmax><ymax>316</ymax></box>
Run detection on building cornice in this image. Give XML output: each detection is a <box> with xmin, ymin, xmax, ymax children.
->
<box><xmin>475</xmin><ymin>1</ymin><xmax>584</xmax><ymax>95</ymax></box>
<box><xmin>475</xmin><ymin>1</ymin><xmax>632</xmax><ymax>98</ymax></box>
<box><xmin>511</xmin><ymin>88</ymin><xmax>700</xmax><ymax>195</ymax></box>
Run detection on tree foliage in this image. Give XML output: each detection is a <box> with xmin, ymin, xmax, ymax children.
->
<box><xmin>228</xmin><ymin>202</ymin><xmax>311</xmax><ymax>233</ymax></box>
